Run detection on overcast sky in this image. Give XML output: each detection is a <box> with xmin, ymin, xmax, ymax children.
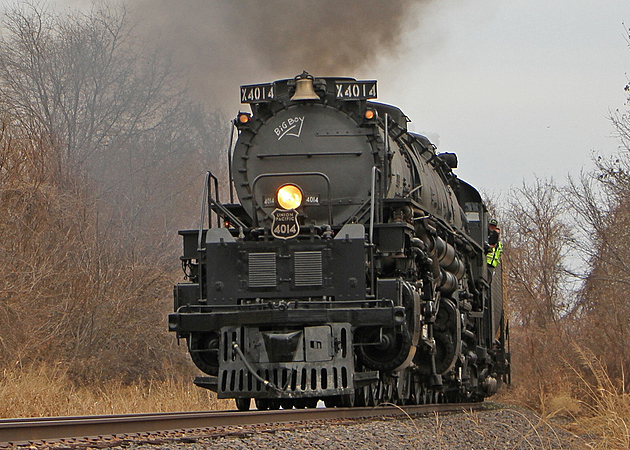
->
<box><xmin>364</xmin><ymin>0</ymin><xmax>629</xmax><ymax>198</ymax></box>
<box><xmin>0</xmin><ymin>0</ymin><xmax>627</xmax><ymax>200</ymax></box>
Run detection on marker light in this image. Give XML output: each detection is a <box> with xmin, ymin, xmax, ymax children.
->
<box><xmin>364</xmin><ymin>108</ymin><xmax>376</xmax><ymax>120</ymax></box>
<box><xmin>276</xmin><ymin>184</ymin><xmax>303</xmax><ymax>210</ymax></box>
<box><xmin>237</xmin><ymin>112</ymin><xmax>251</xmax><ymax>124</ymax></box>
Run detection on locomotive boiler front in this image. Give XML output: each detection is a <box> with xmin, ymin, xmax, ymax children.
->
<box><xmin>232</xmin><ymin>77</ymin><xmax>414</xmax><ymax>228</ymax></box>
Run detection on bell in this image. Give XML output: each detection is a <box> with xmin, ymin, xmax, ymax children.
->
<box><xmin>290</xmin><ymin>72</ymin><xmax>320</xmax><ymax>101</ymax></box>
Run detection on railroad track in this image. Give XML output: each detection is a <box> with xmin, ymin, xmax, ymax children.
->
<box><xmin>0</xmin><ymin>403</ymin><xmax>488</xmax><ymax>447</ymax></box>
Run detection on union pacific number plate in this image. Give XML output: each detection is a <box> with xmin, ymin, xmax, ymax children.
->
<box><xmin>335</xmin><ymin>80</ymin><xmax>377</xmax><ymax>100</ymax></box>
<box><xmin>241</xmin><ymin>83</ymin><xmax>275</xmax><ymax>103</ymax></box>
<box><xmin>271</xmin><ymin>209</ymin><xmax>299</xmax><ymax>239</ymax></box>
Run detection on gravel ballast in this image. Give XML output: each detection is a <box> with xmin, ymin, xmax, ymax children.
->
<box><xmin>112</xmin><ymin>407</ymin><xmax>589</xmax><ymax>450</ymax></box>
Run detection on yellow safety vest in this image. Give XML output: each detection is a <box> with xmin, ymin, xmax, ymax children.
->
<box><xmin>486</xmin><ymin>241</ymin><xmax>503</xmax><ymax>267</ymax></box>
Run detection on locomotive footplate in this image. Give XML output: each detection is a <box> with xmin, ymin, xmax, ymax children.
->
<box><xmin>169</xmin><ymin>300</ymin><xmax>406</xmax><ymax>334</ymax></box>
<box><xmin>216</xmin><ymin>323</ymin><xmax>355</xmax><ymax>399</ymax></box>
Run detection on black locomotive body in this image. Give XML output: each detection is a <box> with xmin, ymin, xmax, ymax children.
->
<box><xmin>169</xmin><ymin>73</ymin><xmax>510</xmax><ymax>410</ymax></box>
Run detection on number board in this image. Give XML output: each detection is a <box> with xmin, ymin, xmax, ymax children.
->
<box><xmin>304</xmin><ymin>194</ymin><xmax>320</xmax><ymax>205</ymax></box>
<box><xmin>262</xmin><ymin>195</ymin><xmax>276</xmax><ymax>208</ymax></box>
<box><xmin>241</xmin><ymin>83</ymin><xmax>275</xmax><ymax>104</ymax></box>
<box><xmin>335</xmin><ymin>80</ymin><xmax>377</xmax><ymax>100</ymax></box>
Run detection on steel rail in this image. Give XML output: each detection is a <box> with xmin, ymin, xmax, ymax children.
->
<box><xmin>0</xmin><ymin>403</ymin><xmax>487</xmax><ymax>445</ymax></box>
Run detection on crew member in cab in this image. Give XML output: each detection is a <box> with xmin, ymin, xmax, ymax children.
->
<box><xmin>486</xmin><ymin>218</ymin><xmax>503</xmax><ymax>267</ymax></box>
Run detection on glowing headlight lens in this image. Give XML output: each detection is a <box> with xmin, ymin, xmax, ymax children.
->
<box><xmin>276</xmin><ymin>184</ymin><xmax>303</xmax><ymax>210</ymax></box>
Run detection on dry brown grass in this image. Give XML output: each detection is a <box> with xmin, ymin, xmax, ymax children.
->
<box><xmin>0</xmin><ymin>365</ymin><xmax>231</xmax><ymax>419</ymax></box>
<box><xmin>567</xmin><ymin>348</ymin><xmax>630</xmax><ymax>449</ymax></box>
<box><xmin>498</xmin><ymin>342</ymin><xmax>630</xmax><ymax>449</ymax></box>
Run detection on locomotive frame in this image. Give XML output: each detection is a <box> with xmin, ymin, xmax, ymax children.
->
<box><xmin>169</xmin><ymin>73</ymin><xmax>510</xmax><ymax>410</ymax></box>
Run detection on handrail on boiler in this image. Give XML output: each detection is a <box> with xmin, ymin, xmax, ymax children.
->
<box><xmin>196</xmin><ymin>170</ymin><xmax>248</xmax><ymax>303</ymax></box>
<box><xmin>369</xmin><ymin>166</ymin><xmax>380</xmax><ymax>297</ymax></box>
<box><xmin>369</xmin><ymin>166</ymin><xmax>380</xmax><ymax>246</ymax></box>
<box><xmin>197</xmin><ymin>172</ymin><xmax>211</xmax><ymax>302</ymax></box>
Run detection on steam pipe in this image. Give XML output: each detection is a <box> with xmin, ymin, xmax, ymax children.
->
<box><xmin>434</xmin><ymin>237</ymin><xmax>465</xmax><ymax>279</ymax></box>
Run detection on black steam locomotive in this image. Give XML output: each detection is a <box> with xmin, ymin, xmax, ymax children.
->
<box><xmin>169</xmin><ymin>72</ymin><xmax>510</xmax><ymax>410</ymax></box>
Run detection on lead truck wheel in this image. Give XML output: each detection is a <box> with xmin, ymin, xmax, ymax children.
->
<box><xmin>188</xmin><ymin>332</ymin><xmax>220</xmax><ymax>376</ymax></box>
<box><xmin>235</xmin><ymin>398</ymin><xmax>251</xmax><ymax>411</ymax></box>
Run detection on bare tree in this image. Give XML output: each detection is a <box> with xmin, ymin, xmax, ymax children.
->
<box><xmin>0</xmin><ymin>2</ymin><xmax>176</xmax><ymax>170</ymax></box>
<box><xmin>504</xmin><ymin>178</ymin><xmax>575</xmax><ymax>329</ymax></box>
<box><xmin>490</xmin><ymin>178</ymin><xmax>579</xmax><ymax>406</ymax></box>
<box><xmin>567</xmin><ymin>142</ymin><xmax>630</xmax><ymax>384</ymax></box>
<box><xmin>0</xmin><ymin>1</ymin><xmax>229</xmax><ymax>383</ymax></box>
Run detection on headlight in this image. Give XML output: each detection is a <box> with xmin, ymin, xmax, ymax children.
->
<box><xmin>276</xmin><ymin>184</ymin><xmax>303</xmax><ymax>210</ymax></box>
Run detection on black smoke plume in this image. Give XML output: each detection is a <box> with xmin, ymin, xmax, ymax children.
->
<box><xmin>128</xmin><ymin>0</ymin><xmax>428</xmax><ymax>112</ymax></box>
